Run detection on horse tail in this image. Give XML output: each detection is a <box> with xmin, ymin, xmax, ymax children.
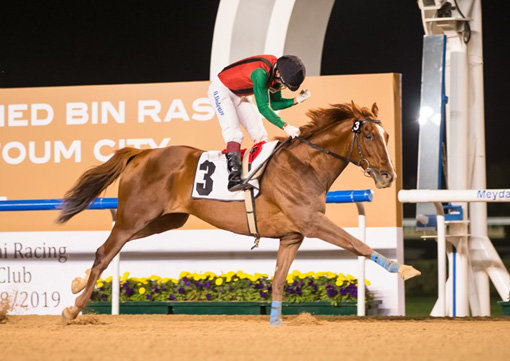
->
<box><xmin>56</xmin><ymin>147</ymin><xmax>142</xmax><ymax>224</ymax></box>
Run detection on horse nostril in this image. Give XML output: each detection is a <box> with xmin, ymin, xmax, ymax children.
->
<box><xmin>380</xmin><ymin>171</ymin><xmax>393</xmax><ymax>182</ymax></box>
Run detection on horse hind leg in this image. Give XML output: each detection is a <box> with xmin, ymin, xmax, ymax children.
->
<box><xmin>62</xmin><ymin>212</ymin><xmax>190</xmax><ymax>323</ymax></box>
<box><xmin>132</xmin><ymin>213</ymin><xmax>190</xmax><ymax>240</ymax></box>
<box><xmin>61</xmin><ymin>226</ymin><xmax>133</xmax><ymax>324</ymax></box>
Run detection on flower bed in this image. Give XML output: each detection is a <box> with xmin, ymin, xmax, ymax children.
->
<box><xmin>90</xmin><ymin>270</ymin><xmax>373</xmax><ymax>305</ymax></box>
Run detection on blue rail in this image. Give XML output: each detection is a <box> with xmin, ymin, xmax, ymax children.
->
<box><xmin>0</xmin><ymin>190</ymin><xmax>372</xmax><ymax>211</ymax></box>
<box><xmin>0</xmin><ymin>198</ymin><xmax>118</xmax><ymax>211</ymax></box>
<box><xmin>326</xmin><ymin>189</ymin><xmax>373</xmax><ymax>203</ymax></box>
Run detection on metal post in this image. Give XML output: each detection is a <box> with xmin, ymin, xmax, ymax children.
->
<box><xmin>434</xmin><ymin>202</ymin><xmax>446</xmax><ymax>317</ymax></box>
<box><xmin>110</xmin><ymin>209</ymin><xmax>119</xmax><ymax>316</ymax></box>
<box><xmin>356</xmin><ymin>203</ymin><xmax>366</xmax><ymax>316</ymax></box>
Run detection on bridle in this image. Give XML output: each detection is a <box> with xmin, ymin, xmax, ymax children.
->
<box><xmin>296</xmin><ymin>119</ymin><xmax>382</xmax><ymax>177</ymax></box>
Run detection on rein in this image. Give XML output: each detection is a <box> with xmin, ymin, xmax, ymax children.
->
<box><xmin>241</xmin><ymin>118</ymin><xmax>380</xmax><ymax>250</ymax></box>
<box><xmin>296</xmin><ymin>119</ymin><xmax>381</xmax><ymax>177</ymax></box>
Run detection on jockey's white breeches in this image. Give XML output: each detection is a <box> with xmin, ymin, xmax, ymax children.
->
<box><xmin>208</xmin><ymin>77</ymin><xmax>268</xmax><ymax>144</ymax></box>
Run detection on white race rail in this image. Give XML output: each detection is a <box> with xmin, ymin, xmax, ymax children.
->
<box><xmin>399</xmin><ymin>189</ymin><xmax>510</xmax><ymax>316</ymax></box>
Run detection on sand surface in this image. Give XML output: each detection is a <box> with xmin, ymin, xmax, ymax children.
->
<box><xmin>1</xmin><ymin>314</ymin><xmax>509</xmax><ymax>361</ymax></box>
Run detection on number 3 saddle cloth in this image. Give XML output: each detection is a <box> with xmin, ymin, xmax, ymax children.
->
<box><xmin>191</xmin><ymin>141</ymin><xmax>279</xmax><ymax>201</ymax></box>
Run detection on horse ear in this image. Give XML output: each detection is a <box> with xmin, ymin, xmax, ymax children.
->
<box><xmin>371</xmin><ymin>103</ymin><xmax>379</xmax><ymax>117</ymax></box>
<box><xmin>350</xmin><ymin>100</ymin><xmax>363</xmax><ymax>118</ymax></box>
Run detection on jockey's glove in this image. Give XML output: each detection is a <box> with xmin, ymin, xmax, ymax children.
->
<box><xmin>283</xmin><ymin>123</ymin><xmax>300</xmax><ymax>138</ymax></box>
<box><xmin>296</xmin><ymin>89</ymin><xmax>311</xmax><ymax>104</ymax></box>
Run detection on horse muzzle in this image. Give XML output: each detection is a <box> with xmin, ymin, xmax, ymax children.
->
<box><xmin>369</xmin><ymin>169</ymin><xmax>395</xmax><ymax>189</ymax></box>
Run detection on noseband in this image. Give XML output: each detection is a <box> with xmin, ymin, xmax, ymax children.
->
<box><xmin>296</xmin><ymin>119</ymin><xmax>382</xmax><ymax>176</ymax></box>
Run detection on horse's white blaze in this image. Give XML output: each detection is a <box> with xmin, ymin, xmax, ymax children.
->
<box><xmin>376</xmin><ymin>124</ymin><xmax>395</xmax><ymax>172</ymax></box>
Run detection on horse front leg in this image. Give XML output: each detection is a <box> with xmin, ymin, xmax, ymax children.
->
<box><xmin>301</xmin><ymin>213</ymin><xmax>420</xmax><ymax>280</ymax></box>
<box><xmin>270</xmin><ymin>234</ymin><xmax>303</xmax><ymax>326</ymax></box>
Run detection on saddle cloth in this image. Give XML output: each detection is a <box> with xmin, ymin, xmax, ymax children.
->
<box><xmin>191</xmin><ymin>141</ymin><xmax>278</xmax><ymax>201</ymax></box>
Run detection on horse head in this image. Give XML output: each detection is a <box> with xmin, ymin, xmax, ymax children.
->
<box><xmin>347</xmin><ymin>101</ymin><xmax>396</xmax><ymax>188</ymax></box>
<box><xmin>301</xmin><ymin>101</ymin><xmax>396</xmax><ymax>189</ymax></box>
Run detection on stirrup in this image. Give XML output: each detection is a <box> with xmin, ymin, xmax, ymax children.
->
<box><xmin>228</xmin><ymin>180</ymin><xmax>253</xmax><ymax>192</ymax></box>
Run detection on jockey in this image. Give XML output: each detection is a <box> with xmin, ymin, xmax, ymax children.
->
<box><xmin>208</xmin><ymin>54</ymin><xmax>311</xmax><ymax>191</ymax></box>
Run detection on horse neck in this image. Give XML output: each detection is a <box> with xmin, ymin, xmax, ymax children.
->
<box><xmin>301</xmin><ymin>121</ymin><xmax>354</xmax><ymax>190</ymax></box>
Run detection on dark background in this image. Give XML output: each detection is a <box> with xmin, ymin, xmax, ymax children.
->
<box><xmin>1</xmin><ymin>0</ymin><xmax>508</xmax><ymax>216</ymax></box>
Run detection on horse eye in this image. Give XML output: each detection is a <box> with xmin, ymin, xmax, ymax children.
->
<box><xmin>365</xmin><ymin>134</ymin><xmax>373</xmax><ymax>140</ymax></box>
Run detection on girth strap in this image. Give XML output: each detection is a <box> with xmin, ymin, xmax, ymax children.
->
<box><xmin>244</xmin><ymin>188</ymin><xmax>260</xmax><ymax>249</ymax></box>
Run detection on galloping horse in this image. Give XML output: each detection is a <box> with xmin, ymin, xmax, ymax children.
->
<box><xmin>58</xmin><ymin>101</ymin><xmax>420</xmax><ymax>324</ymax></box>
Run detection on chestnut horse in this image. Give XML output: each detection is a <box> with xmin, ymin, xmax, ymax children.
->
<box><xmin>58</xmin><ymin>102</ymin><xmax>420</xmax><ymax>324</ymax></box>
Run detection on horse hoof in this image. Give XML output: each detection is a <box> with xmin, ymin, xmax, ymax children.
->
<box><xmin>61</xmin><ymin>306</ymin><xmax>79</xmax><ymax>325</ymax></box>
<box><xmin>71</xmin><ymin>269</ymin><xmax>90</xmax><ymax>294</ymax></box>
<box><xmin>398</xmin><ymin>265</ymin><xmax>421</xmax><ymax>281</ymax></box>
<box><xmin>270</xmin><ymin>319</ymin><xmax>282</xmax><ymax>326</ymax></box>
<box><xmin>71</xmin><ymin>278</ymin><xmax>86</xmax><ymax>294</ymax></box>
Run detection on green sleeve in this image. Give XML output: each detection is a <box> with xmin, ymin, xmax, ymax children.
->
<box><xmin>269</xmin><ymin>87</ymin><xmax>295</xmax><ymax>110</ymax></box>
<box><xmin>251</xmin><ymin>68</ymin><xmax>286</xmax><ymax>128</ymax></box>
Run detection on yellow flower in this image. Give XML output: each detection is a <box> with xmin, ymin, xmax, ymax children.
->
<box><xmin>150</xmin><ymin>274</ymin><xmax>162</xmax><ymax>281</ymax></box>
<box><xmin>121</xmin><ymin>272</ymin><xmax>130</xmax><ymax>281</ymax></box>
<box><xmin>215</xmin><ymin>278</ymin><xmax>224</xmax><ymax>286</ymax></box>
<box><xmin>139</xmin><ymin>287</ymin><xmax>146</xmax><ymax>295</ymax></box>
<box><xmin>105</xmin><ymin>276</ymin><xmax>112</xmax><ymax>283</ymax></box>
<box><xmin>286</xmin><ymin>275</ymin><xmax>294</xmax><ymax>284</ymax></box>
<box><xmin>346</xmin><ymin>274</ymin><xmax>355</xmax><ymax>281</ymax></box>
<box><xmin>335</xmin><ymin>278</ymin><xmax>344</xmax><ymax>287</ymax></box>
<box><xmin>170</xmin><ymin>278</ymin><xmax>179</xmax><ymax>284</ymax></box>
<box><xmin>179</xmin><ymin>271</ymin><xmax>189</xmax><ymax>279</ymax></box>
<box><xmin>337</xmin><ymin>273</ymin><xmax>346</xmax><ymax>281</ymax></box>
<box><xmin>205</xmin><ymin>272</ymin><xmax>216</xmax><ymax>280</ymax></box>
<box><xmin>97</xmin><ymin>282</ymin><xmax>104</xmax><ymax>288</ymax></box>
<box><xmin>237</xmin><ymin>270</ymin><xmax>247</xmax><ymax>279</ymax></box>
<box><xmin>364</xmin><ymin>279</ymin><xmax>371</xmax><ymax>286</ymax></box>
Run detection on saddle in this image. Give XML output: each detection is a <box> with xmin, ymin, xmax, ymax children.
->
<box><xmin>221</xmin><ymin>140</ymin><xmax>279</xmax><ymax>181</ymax></box>
<box><xmin>192</xmin><ymin>141</ymin><xmax>280</xmax><ymax>248</ymax></box>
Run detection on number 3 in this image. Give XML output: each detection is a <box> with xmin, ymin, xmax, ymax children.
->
<box><xmin>196</xmin><ymin>160</ymin><xmax>216</xmax><ymax>195</ymax></box>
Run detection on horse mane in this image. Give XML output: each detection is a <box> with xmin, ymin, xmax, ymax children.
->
<box><xmin>298</xmin><ymin>103</ymin><xmax>376</xmax><ymax>139</ymax></box>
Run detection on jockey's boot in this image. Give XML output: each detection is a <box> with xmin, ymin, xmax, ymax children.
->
<box><xmin>225</xmin><ymin>151</ymin><xmax>246</xmax><ymax>192</ymax></box>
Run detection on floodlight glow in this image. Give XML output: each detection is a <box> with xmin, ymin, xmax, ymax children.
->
<box><xmin>418</xmin><ymin>106</ymin><xmax>434</xmax><ymax>125</ymax></box>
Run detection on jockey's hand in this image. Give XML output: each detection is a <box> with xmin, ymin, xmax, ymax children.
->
<box><xmin>283</xmin><ymin>123</ymin><xmax>300</xmax><ymax>138</ymax></box>
<box><xmin>296</xmin><ymin>89</ymin><xmax>311</xmax><ymax>104</ymax></box>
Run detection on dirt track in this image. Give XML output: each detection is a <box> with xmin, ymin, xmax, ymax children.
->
<box><xmin>1</xmin><ymin>314</ymin><xmax>509</xmax><ymax>361</ymax></box>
